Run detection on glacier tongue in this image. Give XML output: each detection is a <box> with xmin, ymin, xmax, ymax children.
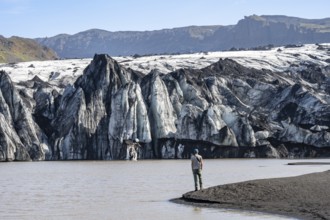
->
<box><xmin>1</xmin><ymin>45</ymin><xmax>330</xmax><ymax>161</ymax></box>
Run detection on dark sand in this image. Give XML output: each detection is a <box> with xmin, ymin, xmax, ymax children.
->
<box><xmin>174</xmin><ymin>170</ymin><xmax>330</xmax><ymax>220</ymax></box>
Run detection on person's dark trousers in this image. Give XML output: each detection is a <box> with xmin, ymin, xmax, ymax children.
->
<box><xmin>193</xmin><ymin>169</ymin><xmax>203</xmax><ymax>191</ymax></box>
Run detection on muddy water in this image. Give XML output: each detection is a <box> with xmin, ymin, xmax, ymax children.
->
<box><xmin>1</xmin><ymin>159</ymin><xmax>329</xmax><ymax>220</ymax></box>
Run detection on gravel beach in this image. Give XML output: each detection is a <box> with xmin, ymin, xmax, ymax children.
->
<box><xmin>175</xmin><ymin>169</ymin><xmax>330</xmax><ymax>220</ymax></box>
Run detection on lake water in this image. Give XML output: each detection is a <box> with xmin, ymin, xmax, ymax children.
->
<box><xmin>1</xmin><ymin>159</ymin><xmax>330</xmax><ymax>220</ymax></box>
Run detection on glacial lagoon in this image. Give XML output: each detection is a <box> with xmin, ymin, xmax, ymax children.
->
<box><xmin>1</xmin><ymin>159</ymin><xmax>330</xmax><ymax>220</ymax></box>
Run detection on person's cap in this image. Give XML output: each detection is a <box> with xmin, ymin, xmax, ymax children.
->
<box><xmin>135</xmin><ymin>138</ymin><xmax>139</xmax><ymax>143</ymax></box>
<box><xmin>194</xmin><ymin>149</ymin><xmax>199</xmax><ymax>154</ymax></box>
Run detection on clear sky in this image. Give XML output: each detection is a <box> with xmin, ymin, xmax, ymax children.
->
<box><xmin>1</xmin><ymin>0</ymin><xmax>330</xmax><ymax>38</ymax></box>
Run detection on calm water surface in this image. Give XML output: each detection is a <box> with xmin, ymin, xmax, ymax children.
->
<box><xmin>1</xmin><ymin>159</ymin><xmax>330</xmax><ymax>220</ymax></box>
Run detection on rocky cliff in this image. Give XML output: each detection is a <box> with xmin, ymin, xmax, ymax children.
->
<box><xmin>1</xmin><ymin>46</ymin><xmax>330</xmax><ymax>161</ymax></box>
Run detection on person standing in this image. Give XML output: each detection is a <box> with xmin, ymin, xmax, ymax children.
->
<box><xmin>191</xmin><ymin>149</ymin><xmax>203</xmax><ymax>191</ymax></box>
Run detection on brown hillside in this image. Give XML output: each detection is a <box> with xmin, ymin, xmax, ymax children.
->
<box><xmin>0</xmin><ymin>35</ymin><xmax>58</xmax><ymax>63</ymax></box>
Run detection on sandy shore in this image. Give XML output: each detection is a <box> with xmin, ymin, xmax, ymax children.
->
<box><xmin>174</xmin><ymin>170</ymin><xmax>330</xmax><ymax>220</ymax></box>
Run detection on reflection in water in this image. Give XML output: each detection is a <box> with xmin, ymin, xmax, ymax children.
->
<box><xmin>193</xmin><ymin>207</ymin><xmax>202</xmax><ymax>213</ymax></box>
<box><xmin>1</xmin><ymin>159</ymin><xmax>329</xmax><ymax>220</ymax></box>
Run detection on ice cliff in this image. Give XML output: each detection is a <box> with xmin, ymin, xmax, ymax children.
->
<box><xmin>0</xmin><ymin>44</ymin><xmax>330</xmax><ymax>161</ymax></box>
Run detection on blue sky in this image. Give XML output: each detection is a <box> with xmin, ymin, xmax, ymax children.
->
<box><xmin>1</xmin><ymin>0</ymin><xmax>330</xmax><ymax>38</ymax></box>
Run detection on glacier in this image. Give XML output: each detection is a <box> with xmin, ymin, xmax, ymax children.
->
<box><xmin>0</xmin><ymin>44</ymin><xmax>329</xmax><ymax>161</ymax></box>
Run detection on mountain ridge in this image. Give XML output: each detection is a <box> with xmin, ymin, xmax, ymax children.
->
<box><xmin>36</xmin><ymin>15</ymin><xmax>330</xmax><ymax>58</ymax></box>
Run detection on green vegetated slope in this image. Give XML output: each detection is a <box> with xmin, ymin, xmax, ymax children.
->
<box><xmin>0</xmin><ymin>35</ymin><xmax>58</xmax><ymax>63</ymax></box>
